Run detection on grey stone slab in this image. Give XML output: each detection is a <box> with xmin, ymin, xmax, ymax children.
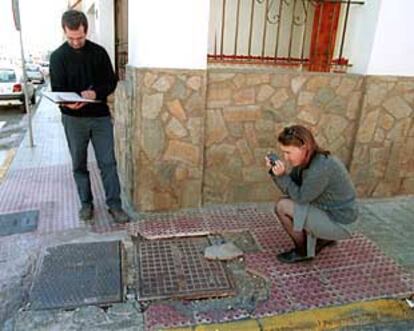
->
<box><xmin>0</xmin><ymin>210</ymin><xmax>38</xmax><ymax>237</ymax></box>
<box><xmin>204</xmin><ymin>242</ymin><xmax>244</xmax><ymax>260</ymax></box>
<box><xmin>9</xmin><ymin>304</ymin><xmax>144</xmax><ymax>331</ymax></box>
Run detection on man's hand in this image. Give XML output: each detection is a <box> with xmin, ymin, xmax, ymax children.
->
<box><xmin>63</xmin><ymin>102</ymin><xmax>86</xmax><ymax>110</ymax></box>
<box><xmin>81</xmin><ymin>89</ymin><xmax>96</xmax><ymax>100</ymax></box>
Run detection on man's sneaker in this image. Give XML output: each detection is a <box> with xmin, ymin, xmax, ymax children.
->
<box><xmin>109</xmin><ymin>208</ymin><xmax>130</xmax><ymax>223</ymax></box>
<box><xmin>79</xmin><ymin>205</ymin><xmax>93</xmax><ymax>221</ymax></box>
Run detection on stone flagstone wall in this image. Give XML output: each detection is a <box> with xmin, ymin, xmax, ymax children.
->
<box><xmin>115</xmin><ymin>67</ymin><xmax>207</xmax><ymax>211</ymax></box>
<box><xmin>350</xmin><ymin>76</ymin><xmax>414</xmax><ymax>197</ymax></box>
<box><xmin>204</xmin><ymin>68</ymin><xmax>364</xmax><ymax>205</ymax></box>
<box><xmin>114</xmin><ymin>66</ymin><xmax>414</xmax><ymax>212</ymax></box>
<box><xmin>113</xmin><ymin>76</ymin><xmax>136</xmax><ymax>209</ymax></box>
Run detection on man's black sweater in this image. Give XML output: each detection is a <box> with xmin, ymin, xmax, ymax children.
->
<box><xmin>50</xmin><ymin>40</ymin><xmax>118</xmax><ymax>117</ymax></box>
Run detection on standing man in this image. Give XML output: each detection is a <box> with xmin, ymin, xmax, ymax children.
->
<box><xmin>50</xmin><ymin>9</ymin><xmax>129</xmax><ymax>223</ymax></box>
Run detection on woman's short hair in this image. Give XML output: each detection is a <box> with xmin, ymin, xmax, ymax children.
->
<box><xmin>61</xmin><ymin>10</ymin><xmax>88</xmax><ymax>33</ymax></box>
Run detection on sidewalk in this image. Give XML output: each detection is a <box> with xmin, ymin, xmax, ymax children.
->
<box><xmin>0</xmin><ymin>97</ymin><xmax>413</xmax><ymax>330</ymax></box>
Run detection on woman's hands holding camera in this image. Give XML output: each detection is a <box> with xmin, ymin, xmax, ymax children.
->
<box><xmin>265</xmin><ymin>156</ymin><xmax>286</xmax><ymax>176</ymax></box>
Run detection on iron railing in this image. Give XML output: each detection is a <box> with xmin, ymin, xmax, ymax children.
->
<box><xmin>208</xmin><ymin>0</ymin><xmax>364</xmax><ymax>72</ymax></box>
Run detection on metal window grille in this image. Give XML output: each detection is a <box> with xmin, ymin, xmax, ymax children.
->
<box><xmin>208</xmin><ymin>0</ymin><xmax>364</xmax><ymax>72</ymax></box>
<box><xmin>115</xmin><ymin>41</ymin><xmax>128</xmax><ymax>80</ymax></box>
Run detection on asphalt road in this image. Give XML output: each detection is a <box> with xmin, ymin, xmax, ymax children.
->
<box><xmin>0</xmin><ymin>82</ymin><xmax>46</xmax><ymax>151</ymax></box>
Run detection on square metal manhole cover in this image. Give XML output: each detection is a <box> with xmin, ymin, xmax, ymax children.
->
<box><xmin>29</xmin><ymin>241</ymin><xmax>122</xmax><ymax>310</ymax></box>
<box><xmin>136</xmin><ymin>236</ymin><xmax>235</xmax><ymax>301</ymax></box>
<box><xmin>0</xmin><ymin>210</ymin><xmax>39</xmax><ymax>237</ymax></box>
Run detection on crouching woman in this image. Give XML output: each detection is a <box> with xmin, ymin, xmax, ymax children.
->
<box><xmin>266</xmin><ymin>125</ymin><xmax>358</xmax><ymax>263</ymax></box>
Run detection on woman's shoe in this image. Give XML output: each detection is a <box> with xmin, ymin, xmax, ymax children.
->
<box><xmin>277</xmin><ymin>249</ymin><xmax>313</xmax><ymax>263</ymax></box>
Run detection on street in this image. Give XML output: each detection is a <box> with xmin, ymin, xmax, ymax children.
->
<box><xmin>0</xmin><ymin>80</ymin><xmax>412</xmax><ymax>331</ymax></box>
<box><xmin>0</xmin><ymin>82</ymin><xmax>45</xmax><ymax>151</ymax></box>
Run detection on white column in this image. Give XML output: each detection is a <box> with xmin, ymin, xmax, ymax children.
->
<box><xmin>83</xmin><ymin>0</ymin><xmax>115</xmax><ymax>66</ymax></box>
<box><xmin>366</xmin><ymin>0</ymin><xmax>414</xmax><ymax>76</ymax></box>
<box><xmin>129</xmin><ymin>0</ymin><xmax>210</xmax><ymax>69</ymax></box>
<box><xmin>347</xmin><ymin>0</ymin><xmax>414</xmax><ymax>76</ymax></box>
<box><xmin>345</xmin><ymin>0</ymin><xmax>382</xmax><ymax>75</ymax></box>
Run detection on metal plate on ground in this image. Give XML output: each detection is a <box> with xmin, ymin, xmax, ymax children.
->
<box><xmin>0</xmin><ymin>210</ymin><xmax>39</xmax><ymax>236</ymax></box>
<box><xmin>136</xmin><ymin>237</ymin><xmax>235</xmax><ymax>301</ymax></box>
<box><xmin>29</xmin><ymin>241</ymin><xmax>122</xmax><ymax>310</ymax></box>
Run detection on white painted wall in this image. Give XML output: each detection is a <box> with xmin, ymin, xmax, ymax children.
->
<box><xmin>83</xmin><ymin>0</ymin><xmax>115</xmax><ymax>66</ymax></box>
<box><xmin>346</xmin><ymin>0</ymin><xmax>414</xmax><ymax>76</ymax></box>
<box><xmin>366</xmin><ymin>0</ymin><xmax>414</xmax><ymax>76</ymax></box>
<box><xmin>344</xmin><ymin>0</ymin><xmax>381</xmax><ymax>75</ymax></box>
<box><xmin>129</xmin><ymin>0</ymin><xmax>210</xmax><ymax>69</ymax></box>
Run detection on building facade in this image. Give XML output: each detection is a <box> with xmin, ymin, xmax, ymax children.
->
<box><xmin>75</xmin><ymin>0</ymin><xmax>414</xmax><ymax>211</ymax></box>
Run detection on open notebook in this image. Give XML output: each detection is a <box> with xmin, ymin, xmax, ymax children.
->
<box><xmin>42</xmin><ymin>91</ymin><xmax>100</xmax><ymax>104</ymax></box>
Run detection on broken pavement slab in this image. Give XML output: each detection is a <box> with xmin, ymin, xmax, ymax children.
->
<box><xmin>204</xmin><ymin>242</ymin><xmax>244</xmax><ymax>261</ymax></box>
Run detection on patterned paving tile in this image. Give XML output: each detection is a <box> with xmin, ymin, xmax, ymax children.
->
<box><xmin>144</xmin><ymin>304</ymin><xmax>193</xmax><ymax>331</ymax></box>
<box><xmin>170</xmin><ymin>216</ymin><xmax>210</xmax><ymax>237</ymax></box>
<box><xmin>322</xmin><ymin>261</ymin><xmax>412</xmax><ymax>304</ymax></box>
<box><xmin>130</xmin><ymin>218</ymin><xmax>178</xmax><ymax>239</ymax></box>
<box><xmin>275</xmin><ymin>272</ymin><xmax>342</xmax><ymax>310</ymax></box>
<box><xmin>269</xmin><ymin>257</ymin><xmax>319</xmax><ymax>277</ymax></box>
<box><xmin>0</xmin><ymin>163</ymin><xmax>113</xmax><ymax>235</ymax></box>
<box><xmin>193</xmin><ymin>308</ymin><xmax>250</xmax><ymax>324</ymax></box>
<box><xmin>202</xmin><ymin>214</ymin><xmax>250</xmax><ymax>232</ymax></box>
<box><xmin>244</xmin><ymin>251</ymin><xmax>277</xmax><ymax>279</ymax></box>
<box><xmin>252</xmin><ymin>284</ymin><xmax>293</xmax><ymax>317</ymax></box>
<box><xmin>251</xmin><ymin>226</ymin><xmax>292</xmax><ymax>252</ymax></box>
<box><xmin>314</xmin><ymin>237</ymin><xmax>386</xmax><ymax>270</ymax></box>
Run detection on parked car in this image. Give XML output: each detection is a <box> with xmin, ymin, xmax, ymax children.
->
<box><xmin>0</xmin><ymin>67</ymin><xmax>36</xmax><ymax>109</ymax></box>
<box><xmin>39</xmin><ymin>61</ymin><xmax>50</xmax><ymax>77</ymax></box>
<box><xmin>26</xmin><ymin>64</ymin><xmax>45</xmax><ymax>84</ymax></box>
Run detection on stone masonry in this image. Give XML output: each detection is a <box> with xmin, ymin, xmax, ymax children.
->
<box><xmin>204</xmin><ymin>68</ymin><xmax>363</xmax><ymax>205</ymax></box>
<box><xmin>351</xmin><ymin>76</ymin><xmax>414</xmax><ymax>197</ymax></box>
<box><xmin>114</xmin><ymin>68</ymin><xmax>207</xmax><ymax>211</ymax></box>
<box><xmin>114</xmin><ymin>65</ymin><xmax>414</xmax><ymax>212</ymax></box>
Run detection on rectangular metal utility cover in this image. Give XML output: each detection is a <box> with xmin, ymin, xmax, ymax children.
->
<box><xmin>137</xmin><ymin>237</ymin><xmax>234</xmax><ymax>301</ymax></box>
<box><xmin>29</xmin><ymin>241</ymin><xmax>122</xmax><ymax>310</ymax></box>
<box><xmin>0</xmin><ymin>210</ymin><xmax>38</xmax><ymax>236</ymax></box>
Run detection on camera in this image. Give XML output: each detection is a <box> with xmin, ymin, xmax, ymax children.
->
<box><xmin>267</xmin><ymin>152</ymin><xmax>279</xmax><ymax>166</ymax></box>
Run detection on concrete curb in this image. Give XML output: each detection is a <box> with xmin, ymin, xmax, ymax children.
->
<box><xmin>163</xmin><ymin>299</ymin><xmax>414</xmax><ymax>330</ymax></box>
<box><xmin>0</xmin><ymin>148</ymin><xmax>16</xmax><ymax>183</ymax></box>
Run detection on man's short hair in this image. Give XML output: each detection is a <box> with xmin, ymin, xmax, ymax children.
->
<box><xmin>61</xmin><ymin>10</ymin><xmax>88</xmax><ymax>33</ymax></box>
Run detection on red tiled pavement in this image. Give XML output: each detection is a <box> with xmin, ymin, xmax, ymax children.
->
<box><xmin>1</xmin><ymin>100</ymin><xmax>412</xmax><ymax>330</ymax></box>
<box><xmin>0</xmin><ymin>156</ymin><xmax>411</xmax><ymax>331</ymax></box>
<box><xmin>136</xmin><ymin>208</ymin><xmax>413</xmax><ymax>331</ymax></box>
<box><xmin>0</xmin><ymin>163</ymin><xmax>114</xmax><ymax>234</ymax></box>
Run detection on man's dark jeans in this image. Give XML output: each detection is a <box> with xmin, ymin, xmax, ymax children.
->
<box><xmin>62</xmin><ymin>114</ymin><xmax>122</xmax><ymax>210</ymax></box>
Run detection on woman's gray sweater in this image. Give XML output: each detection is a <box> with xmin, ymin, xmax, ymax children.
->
<box><xmin>270</xmin><ymin>153</ymin><xmax>358</xmax><ymax>225</ymax></box>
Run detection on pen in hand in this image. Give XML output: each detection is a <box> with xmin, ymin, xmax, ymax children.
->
<box><xmin>81</xmin><ymin>85</ymin><xmax>96</xmax><ymax>100</ymax></box>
